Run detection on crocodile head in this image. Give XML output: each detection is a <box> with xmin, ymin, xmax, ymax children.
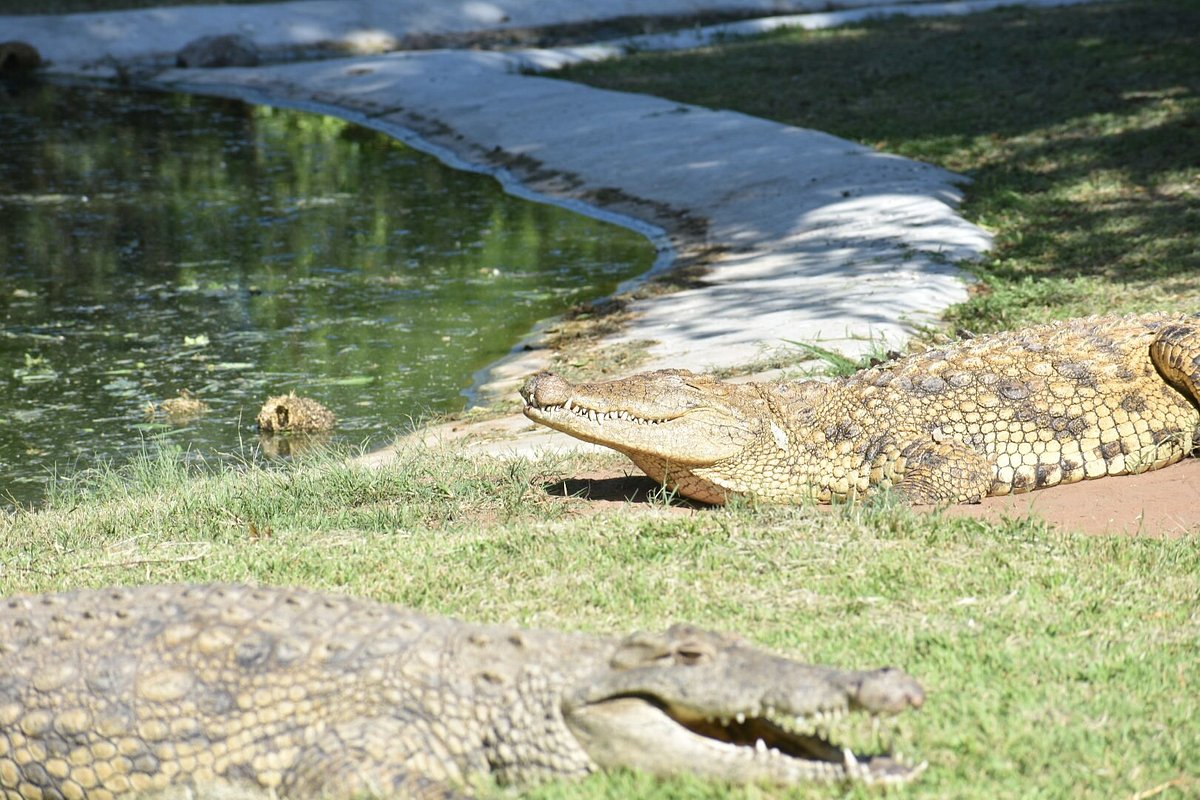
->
<box><xmin>521</xmin><ymin>370</ymin><xmax>814</xmax><ymax>503</ymax></box>
<box><xmin>564</xmin><ymin>624</ymin><xmax>926</xmax><ymax>786</ymax></box>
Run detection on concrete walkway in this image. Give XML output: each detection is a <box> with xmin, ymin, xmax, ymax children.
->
<box><xmin>3</xmin><ymin>0</ymin><xmax>1086</xmax><ymax>456</ymax></box>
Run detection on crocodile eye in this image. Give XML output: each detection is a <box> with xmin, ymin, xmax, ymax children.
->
<box><xmin>675</xmin><ymin>648</ymin><xmax>708</xmax><ymax>665</ymax></box>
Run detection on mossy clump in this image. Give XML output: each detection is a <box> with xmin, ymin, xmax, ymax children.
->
<box><xmin>0</xmin><ymin>42</ymin><xmax>42</xmax><ymax>74</ymax></box>
<box><xmin>145</xmin><ymin>389</ymin><xmax>210</xmax><ymax>424</ymax></box>
<box><xmin>256</xmin><ymin>392</ymin><xmax>336</xmax><ymax>434</ymax></box>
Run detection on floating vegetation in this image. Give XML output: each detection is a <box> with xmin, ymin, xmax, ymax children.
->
<box><xmin>145</xmin><ymin>389</ymin><xmax>211</xmax><ymax>424</ymax></box>
<box><xmin>12</xmin><ymin>353</ymin><xmax>57</xmax><ymax>384</ymax></box>
<box><xmin>256</xmin><ymin>392</ymin><xmax>336</xmax><ymax>434</ymax></box>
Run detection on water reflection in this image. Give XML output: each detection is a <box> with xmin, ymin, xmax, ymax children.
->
<box><xmin>0</xmin><ymin>82</ymin><xmax>653</xmax><ymax>504</ymax></box>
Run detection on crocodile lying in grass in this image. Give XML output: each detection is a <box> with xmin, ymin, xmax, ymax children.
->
<box><xmin>0</xmin><ymin>584</ymin><xmax>926</xmax><ymax>799</ymax></box>
<box><xmin>522</xmin><ymin>313</ymin><xmax>1200</xmax><ymax>504</ymax></box>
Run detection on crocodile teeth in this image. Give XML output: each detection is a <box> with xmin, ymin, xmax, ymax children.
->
<box><xmin>755</xmin><ymin>738</ymin><xmax>767</xmax><ymax>754</ymax></box>
<box><xmin>735</xmin><ymin>712</ymin><xmax>746</xmax><ymax>724</ymax></box>
<box><xmin>545</xmin><ymin>400</ymin><xmax>665</xmax><ymax>426</ymax></box>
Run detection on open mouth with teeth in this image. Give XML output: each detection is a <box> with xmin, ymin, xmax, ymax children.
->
<box><xmin>666</xmin><ymin>700</ymin><xmax>925</xmax><ymax>785</ymax></box>
<box><xmin>565</xmin><ymin>695</ymin><xmax>926</xmax><ymax>788</ymax></box>
<box><xmin>668</xmin><ymin>696</ymin><xmax>925</xmax><ymax>786</ymax></box>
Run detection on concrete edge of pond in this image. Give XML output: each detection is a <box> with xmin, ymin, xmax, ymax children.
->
<box><xmin>147</xmin><ymin>48</ymin><xmax>988</xmax><ymax>371</ymax></box>
<box><xmin>6</xmin><ymin>0</ymin><xmax>1098</xmax><ymax>462</ymax></box>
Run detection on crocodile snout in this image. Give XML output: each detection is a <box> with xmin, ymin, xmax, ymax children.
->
<box><xmin>854</xmin><ymin>667</ymin><xmax>926</xmax><ymax>713</ymax></box>
<box><xmin>521</xmin><ymin>372</ymin><xmax>574</xmax><ymax>408</ymax></box>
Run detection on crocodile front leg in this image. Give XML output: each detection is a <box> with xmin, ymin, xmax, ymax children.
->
<box><xmin>282</xmin><ymin>719</ymin><xmax>480</xmax><ymax>800</ymax></box>
<box><xmin>1150</xmin><ymin>316</ymin><xmax>1200</xmax><ymax>408</ymax></box>
<box><xmin>895</xmin><ymin>439</ymin><xmax>994</xmax><ymax>504</ymax></box>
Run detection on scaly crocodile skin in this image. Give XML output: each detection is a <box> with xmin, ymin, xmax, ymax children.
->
<box><xmin>0</xmin><ymin>584</ymin><xmax>925</xmax><ymax>799</ymax></box>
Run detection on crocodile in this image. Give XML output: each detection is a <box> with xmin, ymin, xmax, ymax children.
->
<box><xmin>522</xmin><ymin>312</ymin><xmax>1200</xmax><ymax>504</ymax></box>
<box><xmin>0</xmin><ymin>584</ymin><xmax>926</xmax><ymax>799</ymax></box>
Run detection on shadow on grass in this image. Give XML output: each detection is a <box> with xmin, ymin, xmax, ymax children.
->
<box><xmin>561</xmin><ymin>0</ymin><xmax>1200</xmax><ymax>323</ymax></box>
<box><xmin>542</xmin><ymin>473</ymin><xmax>707</xmax><ymax>507</ymax></box>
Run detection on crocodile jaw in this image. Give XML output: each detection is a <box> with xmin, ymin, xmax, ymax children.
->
<box><xmin>564</xmin><ymin>697</ymin><xmax>925</xmax><ymax>787</ymax></box>
<box><xmin>520</xmin><ymin>370</ymin><xmax>758</xmax><ymax>466</ymax></box>
<box><xmin>562</xmin><ymin>627</ymin><xmax>927</xmax><ymax>787</ymax></box>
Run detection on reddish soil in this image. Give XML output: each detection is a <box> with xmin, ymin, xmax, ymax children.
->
<box><xmin>941</xmin><ymin>457</ymin><xmax>1200</xmax><ymax>537</ymax></box>
<box><xmin>538</xmin><ymin>459</ymin><xmax>1200</xmax><ymax>537</ymax></box>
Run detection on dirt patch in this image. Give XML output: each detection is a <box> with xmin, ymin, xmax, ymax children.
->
<box><xmin>939</xmin><ymin>458</ymin><xmax>1200</xmax><ymax>537</ymax></box>
<box><xmin>531</xmin><ymin>460</ymin><xmax>1200</xmax><ymax>536</ymax></box>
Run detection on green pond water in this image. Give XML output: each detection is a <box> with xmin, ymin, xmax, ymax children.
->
<box><xmin>0</xmin><ymin>82</ymin><xmax>655</xmax><ymax>506</ymax></box>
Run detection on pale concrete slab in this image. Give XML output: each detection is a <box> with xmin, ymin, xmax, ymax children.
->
<box><xmin>357</xmin><ymin>412</ymin><xmax>611</xmax><ymax>469</ymax></box>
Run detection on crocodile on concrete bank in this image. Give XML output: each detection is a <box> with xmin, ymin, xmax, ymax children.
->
<box><xmin>0</xmin><ymin>584</ymin><xmax>926</xmax><ymax>799</ymax></box>
<box><xmin>522</xmin><ymin>313</ymin><xmax>1200</xmax><ymax>504</ymax></box>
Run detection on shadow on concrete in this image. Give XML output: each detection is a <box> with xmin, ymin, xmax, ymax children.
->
<box><xmin>560</xmin><ymin>0</ymin><xmax>1200</xmax><ymax>296</ymax></box>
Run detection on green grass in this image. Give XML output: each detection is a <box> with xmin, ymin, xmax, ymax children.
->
<box><xmin>559</xmin><ymin>0</ymin><xmax>1200</xmax><ymax>333</ymax></box>
<box><xmin>4</xmin><ymin>445</ymin><xmax>1198</xmax><ymax>799</ymax></box>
